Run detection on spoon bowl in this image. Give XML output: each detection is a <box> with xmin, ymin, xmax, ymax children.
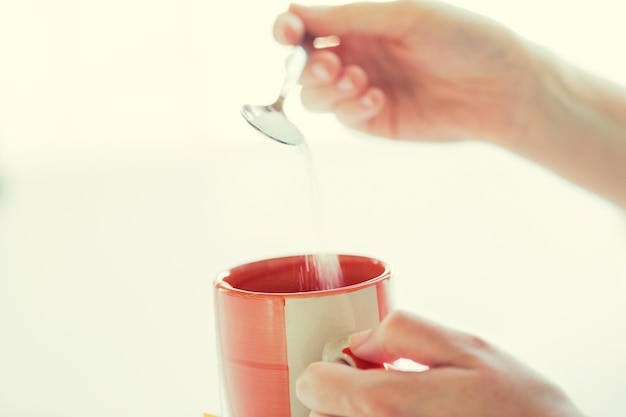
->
<box><xmin>241</xmin><ymin>103</ymin><xmax>305</xmax><ymax>146</ymax></box>
<box><xmin>241</xmin><ymin>44</ymin><xmax>309</xmax><ymax>146</ymax></box>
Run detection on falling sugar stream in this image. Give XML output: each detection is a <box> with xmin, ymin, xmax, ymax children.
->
<box><xmin>296</xmin><ymin>141</ymin><xmax>344</xmax><ymax>291</ymax></box>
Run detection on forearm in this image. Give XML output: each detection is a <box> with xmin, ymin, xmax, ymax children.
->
<box><xmin>505</xmin><ymin>44</ymin><xmax>626</xmax><ymax>209</ymax></box>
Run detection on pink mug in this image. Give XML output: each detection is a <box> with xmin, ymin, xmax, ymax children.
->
<box><xmin>214</xmin><ymin>254</ymin><xmax>393</xmax><ymax>417</ymax></box>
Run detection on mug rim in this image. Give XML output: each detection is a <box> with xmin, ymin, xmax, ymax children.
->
<box><xmin>214</xmin><ymin>253</ymin><xmax>392</xmax><ymax>298</ymax></box>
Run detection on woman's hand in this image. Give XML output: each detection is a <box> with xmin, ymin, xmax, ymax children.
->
<box><xmin>297</xmin><ymin>310</ymin><xmax>586</xmax><ymax>417</ymax></box>
<box><xmin>273</xmin><ymin>1</ymin><xmax>535</xmax><ymax>143</ymax></box>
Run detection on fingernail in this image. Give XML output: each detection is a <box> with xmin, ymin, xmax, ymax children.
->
<box><xmin>360</xmin><ymin>92</ymin><xmax>377</xmax><ymax>109</ymax></box>
<box><xmin>275</xmin><ymin>26</ymin><xmax>288</xmax><ymax>45</ymax></box>
<box><xmin>284</xmin><ymin>12</ymin><xmax>302</xmax><ymax>33</ymax></box>
<box><xmin>349</xmin><ymin>329</ymin><xmax>373</xmax><ymax>350</ymax></box>
<box><xmin>295</xmin><ymin>373</ymin><xmax>312</xmax><ymax>405</ymax></box>
<box><xmin>311</xmin><ymin>62</ymin><xmax>331</xmax><ymax>81</ymax></box>
<box><xmin>275</xmin><ymin>12</ymin><xmax>304</xmax><ymax>45</ymax></box>
<box><xmin>336</xmin><ymin>74</ymin><xmax>354</xmax><ymax>92</ymax></box>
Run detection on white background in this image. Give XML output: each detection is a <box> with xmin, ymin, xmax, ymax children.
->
<box><xmin>1</xmin><ymin>0</ymin><xmax>625</xmax><ymax>416</ymax></box>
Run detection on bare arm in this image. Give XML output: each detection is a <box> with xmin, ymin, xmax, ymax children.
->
<box><xmin>507</xmin><ymin>46</ymin><xmax>626</xmax><ymax>208</ymax></box>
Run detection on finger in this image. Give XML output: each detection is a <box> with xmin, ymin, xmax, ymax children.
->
<box><xmin>300</xmin><ymin>50</ymin><xmax>342</xmax><ymax>86</ymax></box>
<box><xmin>289</xmin><ymin>2</ymin><xmax>421</xmax><ymax>38</ymax></box>
<box><xmin>296</xmin><ymin>363</ymin><xmax>352</xmax><ymax>416</ymax></box>
<box><xmin>301</xmin><ymin>65</ymin><xmax>369</xmax><ymax>112</ymax></box>
<box><xmin>333</xmin><ymin>87</ymin><xmax>385</xmax><ymax>128</ymax></box>
<box><xmin>296</xmin><ymin>361</ymin><xmax>387</xmax><ymax>417</ymax></box>
<box><xmin>349</xmin><ymin>310</ymin><xmax>489</xmax><ymax>368</ymax></box>
<box><xmin>298</xmin><ymin>361</ymin><xmax>471</xmax><ymax>417</ymax></box>
<box><xmin>273</xmin><ymin>11</ymin><xmax>305</xmax><ymax>45</ymax></box>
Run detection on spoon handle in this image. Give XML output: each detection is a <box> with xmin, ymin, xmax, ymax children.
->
<box><xmin>279</xmin><ymin>43</ymin><xmax>309</xmax><ymax>100</ymax></box>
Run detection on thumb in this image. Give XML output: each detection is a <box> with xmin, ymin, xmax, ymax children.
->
<box><xmin>289</xmin><ymin>1</ymin><xmax>420</xmax><ymax>38</ymax></box>
<box><xmin>349</xmin><ymin>310</ymin><xmax>486</xmax><ymax>368</ymax></box>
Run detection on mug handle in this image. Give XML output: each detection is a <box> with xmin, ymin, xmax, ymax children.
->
<box><xmin>323</xmin><ymin>334</ymin><xmax>386</xmax><ymax>370</ymax></box>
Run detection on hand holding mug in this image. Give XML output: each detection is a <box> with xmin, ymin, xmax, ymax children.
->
<box><xmin>297</xmin><ymin>310</ymin><xmax>586</xmax><ymax>417</ymax></box>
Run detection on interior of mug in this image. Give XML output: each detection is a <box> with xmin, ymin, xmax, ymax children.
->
<box><xmin>218</xmin><ymin>254</ymin><xmax>388</xmax><ymax>294</ymax></box>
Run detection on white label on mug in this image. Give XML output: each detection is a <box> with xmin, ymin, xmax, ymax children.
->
<box><xmin>284</xmin><ymin>286</ymin><xmax>380</xmax><ymax>417</ymax></box>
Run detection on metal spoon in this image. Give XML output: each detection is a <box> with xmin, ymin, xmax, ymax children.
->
<box><xmin>240</xmin><ymin>43</ymin><xmax>309</xmax><ymax>146</ymax></box>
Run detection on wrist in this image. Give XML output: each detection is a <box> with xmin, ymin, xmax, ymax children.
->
<box><xmin>482</xmin><ymin>37</ymin><xmax>548</xmax><ymax>149</ymax></box>
<box><xmin>496</xmin><ymin>41</ymin><xmax>626</xmax><ymax>208</ymax></box>
<box><xmin>473</xmin><ymin>35</ymin><xmax>548</xmax><ymax>150</ymax></box>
